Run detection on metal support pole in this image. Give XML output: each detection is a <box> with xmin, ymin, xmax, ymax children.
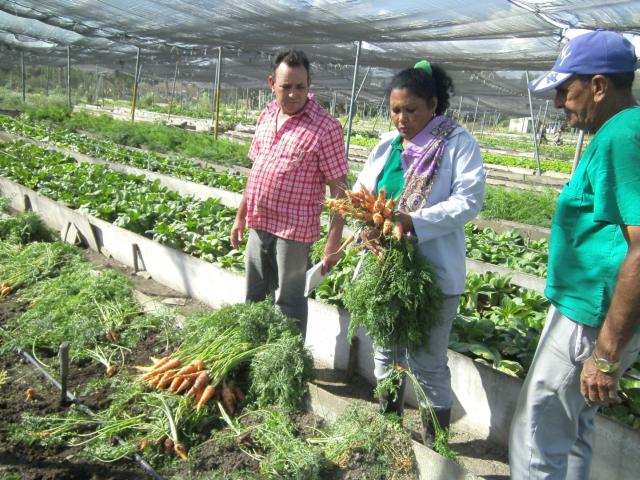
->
<box><xmin>345</xmin><ymin>40</ymin><xmax>362</xmax><ymax>157</ymax></box>
<box><xmin>525</xmin><ymin>71</ymin><xmax>542</xmax><ymax>175</ymax></box>
<box><xmin>21</xmin><ymin>52</ymin><xmax>25</xmax><ymax>103</ymax></box>
<box><xmin>471</xmin><ymin>97</ymin><xmax>480</xmax><ymax>132</ymax></box>
<box><xmin>458</xmin><ymin>96</ymin><xmax>463</xmax><ymax>121</ymax></box>
<box><xmin>67</xmin><ymin>46</ymin><xmax>71</xmax><ymax>109</ymax></box>
<box><xmin>130</xmin><ymin>47</ymin><xmax>141</xmax><ymax>122</ymax></box>
<box><xmin>480</xmin><ymin>111</ymin><xmax>486</xmax><ymax>138</ymax></box>
<box><xmin>168</xmin><ymin>61</ymin><xmax>178</xmax><ymax>122</ymax></box>
<box><xmin>59</xmin><ymin>342</ymin><xmax>69</xmax><ymax>406</ymax></box>
<box><xmin>213</xmin><ymin>46</ymin><xmax>222</xmax><ymax>140</ymax></box>
<box><xmin>46</xmin><ymin>65</ymin><xmax>50</xmax><ymax>96</ymax></box>
<box><xmin>571</xmin><ymin>130</ymin><xmax>585</xmax><ymax>174</ymax></box>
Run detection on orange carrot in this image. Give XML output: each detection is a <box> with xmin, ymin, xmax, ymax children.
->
<box><xmin>169</xmin><ymin>376</ymin><xmax>185</xmax><ymax>393</ymax></box>
<box><xmin>186</xmin><ymin>371</ymin><xmax>209</xmax><ymax>396</ymax></box>
<box><xmin>174</xmin><ymin>442</ymin><xmax>189</xmax><ymax>460</ymax></box>
<box><xmin>106</xmin><ymin>366</ymin><xmax>117</xmax><ymax>377</ymax></box>
<box><xmin>337</xmin><ymin>234</ymin><xmax>355</xmax><ymax>254</ymax></box>
<box><xmin>373</xmin><ymin>213</ymin><xmax>384</xmax><ymax>225</ymax></box>
<box><xmin>383</xmin><ymin>218</ymin><xmax>394</xmax><ymax>237</ymax></box>
<box><xmin>164</xmin><ymin>438</ymin><xmax>174</xmax><ymax>455</ymax></box>
<box><xmin>221</xmin><ymin>385</ymin><xmax>236</xmax><ymax>415</ymax></box>
<box><xmin>196</xmin><ymin>385</ymin><xmax>216</xmax><ymax>411</ymax></box>
<box><xmin>148</xmin><ymin>375</ymin><xmax>161</xmax><ymax>389</ymax></box>
<box><xmin>157</xmin><ymin>370</ymin><xmax>177</xmax><ymax>389</ymax></box>
<box><xmin>175</xmin><ymin>377</ymin><xmax>195</xmax><ymax>394</ymax></box>
<box><xmin>192</xmin><ymin>385</ymin><xmax>206</xmax><ymax>403</ymax></box>
<box><xmin>25</xmin><ymin>387</ymin><xmax>35</xmax><ymax>401</ymax></box>
<box><xmin>234</xmin><ymin>386</ymin><xmax>246</xmax><ymax>403</ymax></box>
<box><xmin>140</xmin><ymin>438</ymin><xmax>148</xmax><ymax>451</ymax></box>
<box><xmin>393</xmin><ymin>222</ymin><xmax>403</xmax><ymax>241</ymax></box>
<box><xmin>142</xmin><ymin>358</ymin><xmax>180</xmax><ymax>380</ymax></box>
<box><xmin>175</xmin><ymin>360</ymin><xmax>206</xmax><ymax>377</ymax></box>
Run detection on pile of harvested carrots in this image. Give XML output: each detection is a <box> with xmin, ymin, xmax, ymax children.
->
<box><xmin>136</xmin><ymin>356</ymin><xmax>244</xmax><ymax>414</ymax></box>
<box><xmin>327</xmin><ymin>187</ymin><xmax>402</xmax><ymax>254</ymax></box>
<box><xmin>0</xmin><ymin>282</ymin><xmax>12</xmax><ymax>297</ymax></box>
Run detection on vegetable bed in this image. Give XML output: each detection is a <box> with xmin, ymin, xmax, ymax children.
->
<box><xmin>0</xmin><ymin>208</ymin><xmax>419</xmax><ymax>480</ymax></box>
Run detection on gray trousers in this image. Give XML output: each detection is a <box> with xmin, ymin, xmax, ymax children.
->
<box><xmin>245</xmin><ymin>229</ymin><xmax>311</xmax><ymax>336</ymax></box>
<box><xmin>373</xmin><ymin>295</ymin><xmax>461</xmax><ymax>411</ymax></box>
<box><xmin>509</xmin><ymin>305</ymin><xmax>640</xmax><ymax>480</ymax></box>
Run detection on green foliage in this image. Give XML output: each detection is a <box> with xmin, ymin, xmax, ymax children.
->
<box><xmin>0</xmin><ymin>201</ymin><xmax>52</xmax><ymax>244</ymax></box>
<box><xmin>481</xmin><ymin>185</ymin><xmax>558</xmax><ymax>228</ymax></box>
<box><xmin>0</xmin><ymin>241</ymin><xmax>82</xmax><ymax>290</ymax></box>
<box><xmin>248</xmin><ymin>408</ymin><xmax>326</xmax><ymax>479</ymax></box>
<box><xmin>343</xmin><ymin>239</ymin><xmax>442</xmax><ymax>349</ymax></box>
<box><xmin>250</xmin><ymin>331</ymin><xmax>313</xmax><ymax>411</ymax></box>
<box><xmin>323</xmin><ymin>405</ymin><xmax>416</xmax><ymax>479</ymax></box>
<box><xmin>12</xmin><ymin>264</ymin><xmax>142</xmax><ymax>357</ymax></box>
<box><xmin>483</xmin><ymin>151</ymin><xmax>572</xmax><ymax>174</ymax></box>
<box><xmin>0</xmin><ymin>140</ymin><xmax>243</xmax><ymax>270</ymax></box>
<box><xmin>465</xmin><ymin>224</ymin><xmax>549</xmax><ymax>277</ymax></box>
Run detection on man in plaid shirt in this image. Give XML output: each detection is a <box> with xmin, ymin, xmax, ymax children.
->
<box><xmin>230</xmin><ymin>50</ymin><xmax>349</xmax><ymax>336</ymax></box>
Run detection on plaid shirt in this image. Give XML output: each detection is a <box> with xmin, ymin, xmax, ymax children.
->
<box><xmin>245</xmin><ymin>94</ymin><xmax>348</xmax><ymax>242</ymax></box>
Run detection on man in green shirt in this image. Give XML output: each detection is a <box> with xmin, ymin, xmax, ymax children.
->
<box><xmin>509</xmin><ymin>30</ymin><xmax>640</xmax><ymax>479</ymax></box>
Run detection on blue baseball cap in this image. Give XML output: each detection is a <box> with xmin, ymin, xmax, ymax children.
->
<box><xmin>529</xmin><ymin>30</ymin><xmax>638</xmax><ymax>93</ymax></box>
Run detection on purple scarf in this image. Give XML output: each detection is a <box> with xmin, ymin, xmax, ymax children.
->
<box><xmin>397</xmin><ymin>115</ymin><xmax>458</xmax><ymax>212</ymax></box>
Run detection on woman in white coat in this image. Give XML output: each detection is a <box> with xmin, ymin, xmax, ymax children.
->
<box><xmin>354</xmin><ymin>60</ymin><xmax>485</xmax><ymax>445</ymax></box>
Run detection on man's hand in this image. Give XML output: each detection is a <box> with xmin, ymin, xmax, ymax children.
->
<box><xmin>580</xmin><ymin>356</ymin><xmax>621</xmax><ymax>406</ymax></box>
<box><xmin>230</xmin><ymin>217</ymin><xmax>246</xmax><ymax>250</ymax></box>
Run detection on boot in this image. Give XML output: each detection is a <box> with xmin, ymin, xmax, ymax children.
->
<box><xmin>420</xmin><ymin>408</ymin><xmax>451</xmax><ymax>448</ymax></box>
<box><xmin>378</xmin><ymin>378</ymin><xmax>406</xmax><ymax>415</ymax></box>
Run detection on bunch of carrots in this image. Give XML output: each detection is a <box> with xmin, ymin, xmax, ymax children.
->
<box><xmin>135</xmin><ymin>355</ymin><xmax>244</xmax><ymax>415</ymax></box>
<box><xmin>0</xmin><ymin>282</ymin><xmax>12</xmax><ymax>297</ymax></box>
<box><xmin>327</xmin><ymin>187</ymin><xmax>402</xmax><ymax>254</ymax></box>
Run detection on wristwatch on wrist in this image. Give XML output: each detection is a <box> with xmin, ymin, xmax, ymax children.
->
<box><xmin>591</xmin><ymin>350</ymin><xmax>620</xmax><ymax>374</ymax></box>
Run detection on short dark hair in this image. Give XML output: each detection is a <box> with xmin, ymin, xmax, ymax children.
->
<box><xmin>388</xmin><ymin>64</ymin><xmax>454</xmax><ymax>115</ymax></box>
<box><xmin>574</xmin><ymin>72</ymin><xmax>635</xmax><ymax>90</ymax></box>
<box><xmin>273</xmin><ymin>50</ymin><xmax>310</xmax><ymax>78</ymax></box>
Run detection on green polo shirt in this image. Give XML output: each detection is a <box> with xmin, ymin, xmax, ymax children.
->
<box><xmin>545</xmin><ymin>106</ymin><xmax>640</xmax><ymax>328</ymax></box>
<box><xmin>376</xmin><ymin>135</ymin><xmax>405</xmax><ymax>200</ymax></box>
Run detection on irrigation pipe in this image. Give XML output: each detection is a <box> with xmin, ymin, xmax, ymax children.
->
<box><xmin>0</xmin><ymin>325</ymin><xmax>165</xmax><ymax>480</ymax></box>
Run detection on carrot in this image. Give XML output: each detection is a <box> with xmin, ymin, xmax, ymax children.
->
<box><xmin>383</xmin><ymin>218</ymin><xmax>394</xmax><ymax>237</ymax></box>
<box><xmin>187</xmin><ymin>371</ymin><xmax>209</xmax><ymax>395</ymax></box>
<box><xmin>192</xmin><ymin>385</ymin><xmax>206</xmax><ymax>403</ymax></box>
<box><xmin>234</xmin><ymin>386</ymin><xmax>246</xmax><ymax>403</ymax></box>
<box><xmin>175</xmin><ymin>377</ymin><xmax>195</xmax><ymax>394</ymax></box>
<box><xmin>378</xmin><ymin>189</ymin><xmax>387</xmax><ymax>204</ymax></box>
<box><xmin>221</xmin><ymin>384</ymin><xmax>236</xmax><ymax>415</ymax></box>
<box><xmin>140</xmin><ymin>438</ymin><xmax>148</xmax><ymax>451</ymax></box>
<box><xmin>175</xmin><ymin>371</ymin><xmax>201</xmax><ymax>380</ymax></box>
<box><xmin>147</xmin><ymin>375</ymin><xmax>161</xmax><ymax>389</ymax></box>
<box><xmin>164</xmin><ymin>438</ymin><xmax>174</xmax><ymax>455</ymax></box>
<box><xmin>142</xmin><ymin>358</ymin><xmax>180</xmax><ymax>380</ymax></box>
<box><xmin>337</xmin><ymin>234</ymin><xmax>355</xmax><ymax>254</ymax></box>
<box><xmin>157</xmin><ymin>370</ymin><xmax>177</xmax><ymax>389</ymax></box>
<box><xmin>174</xmin><ymin>442</ymin><xmax>189</xmax><ymax>460</ymax></box>
<box><xmin>394</xmin><ymin>222</ymin><xmax>403</xmax><ymax>241</ymax></box>
<box><xmin>352</xmin><ymin>211</ymin><xmax>373</xmax><ymax>222</ymax></box>
<box><xmin>169</xmin><ymin>376</ymin><xmax>185</xmax><ymax>393</ymax></box>
<box><xmin>106</xmin><ymin>366</ymin><xmax>117</xmax><ymax>377</ymax></box>
<box><xmin>373</xmin><ymin>213</ymin><xmax>384</xmax><ymax>225</ymax></box>
<box><xmin>175</xmin><ymin>360</ymin><xmax>205</xmax><ymax>378</ymax></box>
<box><xmin>196</xmin><ymin>385</ymin><xmax>216</xmax><ymax>411</ymax></box>
<box><xmin>25</xmin><ymin>387</ymin><xmax>35</xmax><ymax>401</ymax></box>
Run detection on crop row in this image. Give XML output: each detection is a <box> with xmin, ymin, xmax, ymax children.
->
<box><xmin>0</xmin><ymin>141</ymin><xmax>243</xmax><ymax>270</ymax></box>
<box><xmin>0</xmin><ymin>114</ymin><xmax>247</xmax><ymax>193</ymax></box>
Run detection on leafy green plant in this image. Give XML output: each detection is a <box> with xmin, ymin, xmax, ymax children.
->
<box><xmin>343</xmin><ymin>238</ymin><xmax>442</xmax><ymax>349</ymax></box>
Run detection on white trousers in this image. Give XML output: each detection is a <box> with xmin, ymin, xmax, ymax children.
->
<box><xmin>509</xmin><ymin>305</ymin><xmax>640</xmax><ymax>479</ymax></box>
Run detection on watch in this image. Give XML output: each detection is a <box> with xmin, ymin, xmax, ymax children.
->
<box><xmin>591</xmin><ymin>350</ymin><xmax>620</xmax><ymax>374</ymax></box>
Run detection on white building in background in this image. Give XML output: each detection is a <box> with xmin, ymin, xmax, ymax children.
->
<box><xmin>509</xmin><ymin>117</ymin><xmax>533</xmax><ymax>134</ymax></box>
